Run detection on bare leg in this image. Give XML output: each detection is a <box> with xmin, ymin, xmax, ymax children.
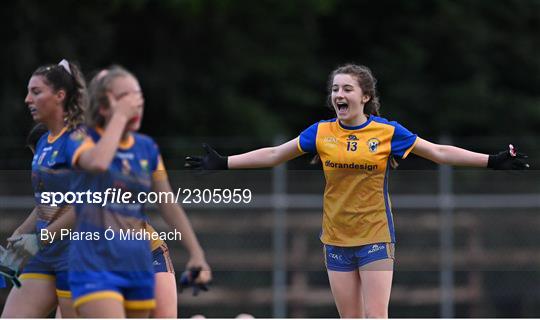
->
<box><xmin>1</xmin><ymin>278</ymin><xmax>57</xmax><ymax>317</ymax></box>
<box><xmin>126</xmin><ymin>309</ymin><xmax>151</xmax><ymax>318</ymax></box>
<box><xmin>327</xmin><ymin>270</ymin><xmax>364</xmax><ymax>318</ymax></box>
<box><xmin>57</xmin><ymin>297</ymin><xmax>77</xmax><ymax>318</ymax></box>
<box><xmin>150</xmin><ymin>272</ymin><xmax>177</xmax><ymax>318</ymax></box>
<box><xmin>359</xmin><ymin>259</ymin><xmax>393</xmax><ymax>318</ymax></box>
<box><xmin>76</xmin><ymin>298</ymin><xmax>125</xmax><ymax>318</ymax></box>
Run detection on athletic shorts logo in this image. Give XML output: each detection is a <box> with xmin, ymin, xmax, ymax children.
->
<box><xmin>367</xmin><ymin>138</ymin><xmax>380</xmax><ymax>153</ymax></box>
<box><xmin>84</xmin><ymin>283</ymin><xmax>97</xmax><ymax>289</ymax></box>
<box><xmin>328</xmin><ymin>252</ymin><xmax>343</xmax><ymax>261</ymax></box>
<box><xmin>367</xmin><ymin>244</ymin><xmax>385</xmax><ymax>254</ymax></box>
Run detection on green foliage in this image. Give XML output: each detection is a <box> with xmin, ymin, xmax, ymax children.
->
<box><xmin>1</xmin><ymin>0</ymin><xmax>539</xmax><ymax>141</ymax></box>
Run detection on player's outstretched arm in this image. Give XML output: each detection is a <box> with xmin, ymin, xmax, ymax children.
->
<box><xmin>412</xmin><ymin>137</ymin><xmax>529</xmax><ymax>169</ymax></box>
<box><xmin>185</xmin><ymin>137</ymin><xmax>304</xmax><ymax>170</ymax></box>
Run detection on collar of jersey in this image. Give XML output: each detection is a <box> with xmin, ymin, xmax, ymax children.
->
<box><xmin>95</xmin><ymin>127</ymin><xmax>135</xmax><ymax>150</ymax></box>
<box><xmin>47</xmin><ymin>126</ymin><xmax>68</xmax><ymax>143</ymax></box>
<box><xmin>338</xmin><ymin>114</ymin><xmax>373</xmax><ymax>131</ymax></box>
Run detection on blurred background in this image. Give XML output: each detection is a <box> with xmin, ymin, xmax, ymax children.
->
<box><xmin>0</xmin><ymin>0</ymin><xmax>539</xmax><ymax>317</ymax></box>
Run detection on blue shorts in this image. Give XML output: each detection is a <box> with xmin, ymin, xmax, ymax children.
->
<box><xmin>69</xmin><ymin>271</ymin><xmax>155</xmax><ymax>310</ymax></box>
<box><xmin>324</xmin><ymin>243</ymin><xmax>395</xmax><ymax>272</ymax></box>
<box><xmin>20</xmin><ymin>251</ymin><xmax>71</xmax><ymax>298</ymax></box>
<box><xmin>152</xmin><ymin>244</ymin><xmax>174</xmax><ymax>274</ymax></box>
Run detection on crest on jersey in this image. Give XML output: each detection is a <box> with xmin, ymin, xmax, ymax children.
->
<box><xmin>367</xmin><ymin>138</ymin><xmax>380</xmax><ymax>153</ymax></box>
<box><xmin>70</xmin><ymin>129</ymin><xmax>86</xmax><ymax>142</ymax></box>
<box><xmin>140</xmin><ymin>159</ymin><xmax>149</xmax><ymax>172</ymax></box>
<box><xmin>47</xmin><ymin>150</ymin><xmax>59</xmax><ymax>166</ymax></box>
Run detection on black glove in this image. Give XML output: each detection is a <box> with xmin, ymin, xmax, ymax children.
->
<box><xmin>179</xmin><ymin>267</ymin><xmax>209</xmax><ymax>296</ymax></box>
<box><xmin>487</xmin><ymin>144</ymin><xmax>529</xmax><ymax>170</ymax></box>
<box><xmin>185</xmin><ymin>144</ymin><xmax>228</xmax><ymax>170</ymax></box>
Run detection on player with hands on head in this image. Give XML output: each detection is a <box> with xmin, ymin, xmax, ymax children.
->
<box><xmin>65</xmin><ymin>66</ymin><xmax>211</xmax><ymax>318</ymax></box>
<box><xmin>186</xmin><ymin>64</ymin><xmax>529</xmax><ymax>318</ymax></box>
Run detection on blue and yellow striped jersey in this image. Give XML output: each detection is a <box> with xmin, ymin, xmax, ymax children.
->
<box><xmin>298</xmin><ymin>115</ymin><xmax>418</xmax><ymax>246</ymax></box>
<box><xmin>68</xmin><ymin>127</ymin><xmax>166</xmax><ymax>274</ymax></box>
<box><xmin>32</xmin><ymin>127</ymin><xmax>82</xmax><ymax>257</ymax></box>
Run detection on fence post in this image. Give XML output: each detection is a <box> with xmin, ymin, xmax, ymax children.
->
<box><xmin>272</xmin><ymin>135</ymin><xmax>287</xmax><ymax>317</ymax></box>
<box><xmin>439</xmin><ymin>135</ymin><xmax>454</xmax><ymax>317</ymax></box>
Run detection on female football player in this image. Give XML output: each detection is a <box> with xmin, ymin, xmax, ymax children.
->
<box><xmin>67</xmin><ymin>66</ymin><xmax>211</xmax><ymax>317</ymax></box>
<box><xmin>185</xmin><ymin>64</ymin><xmax>528</xmax><ymax>318</ymax></box>
<box><xmin>2</xmin><ymin>59</ymin><xmax>87</xmax><ymax>318</ymax></box>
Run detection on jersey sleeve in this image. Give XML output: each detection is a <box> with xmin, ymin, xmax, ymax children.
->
<box><xmin>390</xmin><ymin>121</ymin><xmax>418</xmax><ymax>159</ymax></box>
<box><xmin>65</xmin><ymin>129</ymin><xmax>95</xmax><ymax>167</ymax></box>
<box><xmin>150</xmin><ymin>141</ymin><xmax>168</xmax><ymax>182</ymax></box>
<box><xmin>297</xmin><ymin>122</ymin><xmax>319</xmax><ymax>154</ymax></box>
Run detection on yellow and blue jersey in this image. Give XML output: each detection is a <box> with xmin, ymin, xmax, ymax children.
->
<box><xmin>67</xmin><ymin>127</ymin><xmax>165</xmax><ymax>308</ymax></box>
<box><xmin>68</xmin><ymin>127</ymin><xmax>165</xmax><ymax>274</ymax></box>
<box><xmin>298</xmin><ymin>115</ymin><xmax>418</xmax><ymax>247</ymax></box>
<box><xmin>32</xmin><ymin>127</ymin><xmax>82</xmax><ymax>244</ymax></box>
<box><xmin>22</xmin><ymin>126</ymin><xmax>84</xmax><ymax>294</ymax></box>
<box><xmin>30</xmin><ymin>127</ymin><xmax>83</xmax><ymax>262</ymax></box>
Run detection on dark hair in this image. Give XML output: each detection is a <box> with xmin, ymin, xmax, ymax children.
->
<box><xmin>26</xmin><ymin>123</ymin><xmax>48</xmax><ymax>152</ymax></box>
<box><xmin>87</xmin><ymin>65</ymin><xmax>135</xmax><ymax>128</ymax></box>
<box><xmin>32</xmin><ymin>61</ymin><xmax>87</xmax><ymax>130</ymax></box>
<box><xmin>318</xmin><ymin>64</ymin><xmax>398</xmax><ymax>168</ymax></box>
<box><xmin>327</xmin><ymin>64</ymin><xmax>381</xmax><ymax>116</ymax></box>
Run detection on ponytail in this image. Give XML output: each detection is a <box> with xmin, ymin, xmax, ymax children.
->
<box><xmin>32</xmin><ymin>59</ymin><xmax>88</xmax><ymax>130</ymax></box>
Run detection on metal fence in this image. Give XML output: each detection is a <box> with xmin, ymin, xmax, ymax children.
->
<box><xmin>0</xmin><ymin>135</ymin><xmax>539</xmax><ymax>317</ymax></box>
